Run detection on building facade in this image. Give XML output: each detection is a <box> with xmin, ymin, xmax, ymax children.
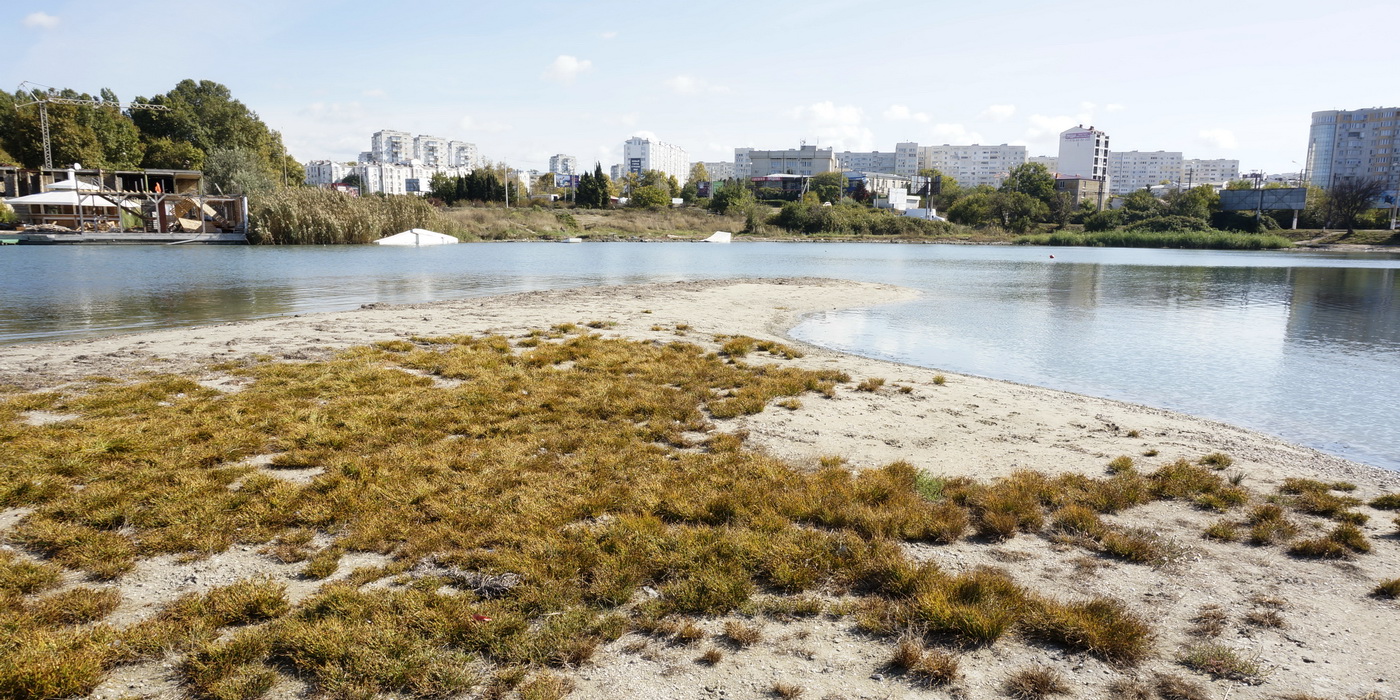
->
<box><xmin>1057</xmin><ymin>125</ymin><xmax>1110</xmax><ymax>182</ymax></box>
<box><xmin>549</xmin><ymin>154</ymin><xmax>578</xmax><ymax>175</ymax></box>
<box><xmin>920</xmin><ymin>144</ymin><xmax>1027</xmax><ymax>188</ymax></box>
<box><xmin>1107</xmin><ymin>151</ymin><xmax>1183</xmax><ymax>194</ymax></box>
<box><xmin>747</xmin><ymin>146</ymin><xmax>839</xmax><ymax>178</ymax></box>
<box><xmin>1181</xmin><ymin>158</ymin><xmax>1240</xmax><ymax>187</ymax></box>
<box><xmin>835</xmin><ymin>150</ymin><xmax>897</xmax><ymax>174</ymax></box>
<box><xmin>449</xmin><ymin>141</ymin><xmax>478</xmax><ymax>169</ymax></box>
<box><xmin>895</xmin><ymin>142</ymin><xmax>920</xmax><ymax>177</ymax></box>
<box><xmin>303</xmin><ymin>160</ymin><xmax>355</xmax><ymax>187</ymax></box>
<box><xmin>1306</xmin><ymin>107</ymin><xmax>1400</xmax><ymax>190</ymax></box>
<box><xmin>622</xmin><ymin>137</ymin><xmax>689</xmax><ymax>183</ymax></box>
<box><xmin>371</xmin><ymin>130</ymin><xmax>413</xmax><ymax>165</ymax></box>
<box><xmin>697</xmin><ymin>161</ymin><xmax>736</xmax><ymax>181</ymax></box>
<box><xmin>354</xmin><ymin>162</ymin><xmax>472</xmax><ymax>196</ymax></box>
<box><xmin>413</xmin><ymin>136</ymin><xmax>450</xmax><ymax>167</ymax></box>
<box><xmin>1029</xmin><ymin>155</ymin><xmax>1059</xmax><ymax>173</ymax></box>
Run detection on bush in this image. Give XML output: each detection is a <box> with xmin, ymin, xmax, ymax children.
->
<box><xmin>1125</xmin><ymin>215</ymin><xmax>1212</xmax><ymax>232</ymax></box>
<box><xmin>1082</xmin><ymin>208</ymin><xmax>1125</xmax><ymax>232</ymax></box>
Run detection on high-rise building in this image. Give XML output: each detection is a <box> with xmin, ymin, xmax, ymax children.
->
<box><xmin>835</xmin><ymin>150</ymin><xmax>898</xmax><ymax>174</ymax></box>
<box><xmin>1306</xmin><ymin>107</ymin><xmax>1400</xmax><ymax>192</ymax></box>
<box><xmin>920</xmin><ymin>144</ymin><xmax>1027</xmax><ymax>188</ymax></box>
<box><xmin>413</xmin><ymin>136</ymin><xmax>450</xmax><ymax>167</ymax></box>
<box><xmin>371</xmin><ymin>130</ymin><xmax>413</xmax><ymax>164</ymax></box>
<box><xmin>549</xmin><ymin>154</ymin><xmax>578</xmax><ymax>175</ymax></box>
<box><xmin>622</xmin><ymin>136</ymin><xmax>689</xmax><ymax>183</ymax></box>
<box><xmin>696</xmin><ymin>161</ymin><xmax>735</xmax><ymax>181</ymax></box>
<box><xmin>1107</xmin><ymin>151</ymin><xmax>1183</xmax><ymax>194</ymax></box>
<box><xmin>747</xmin><ymin>146</ymin><xmax>839</xmax><ymax>178</ymax></box>
<box><xmin>895</xmin><ymin>142</ymin><xmax>920</xmax><ymax>177</ymax></box>
<box><xmin>1029</xmin><ymin>155</ymin><xmax>1059</xmax><ymax>173</ymax></box>
<box><xmin>449</xmin><ymin>141</ymin><xmax>478</xmax><ymax>169</ymax></box>
<box><xmin>1057</xmin><ymin>125</ymin><xmax>1110</xmax><ymax>182</ymax></box>
<box><xmin>1181</xmin><ymin>158</ymin><xmax>1239</xmax><ymax>187</ymax></box>
<box><xmin>734</xmin><ymin>148</ymin><xmax>754</xmax><ymax>179</ymax></box>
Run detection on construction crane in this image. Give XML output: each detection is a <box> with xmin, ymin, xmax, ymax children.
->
<box><xmin>15</xmin><ymin>81</ymin><xmax>170</xmax><ymax>169</ymax></box>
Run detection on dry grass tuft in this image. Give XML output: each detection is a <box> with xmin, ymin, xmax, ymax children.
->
<box><xmin>697</xmin><ymin>647</ymin><xmax>723</xmax><ymax>665</ymax></box>
<box><xmin>1189</xmin><ymin>605</ymin><xmax>1228</xmax><ymax>638</ymax></box>
<box><xmin>1106</xmin><ymin>677</ymin><xmax>1154</xmax><ymax>699</ymax></box>
<box><xmin>1154</xmin><ymin>671</ymin><xmax>1212</xmax><ymax>700</ymax></box>
<box><xmin>1369</xmin><ymin>493</ymin><xmax>1400</xmax><ymax>510</ymax></box>
<box><xmin>856</xmin><ymin>377</ymin><xmax>886</xmax><ymax>392</ymax></box>
<box><xmin>519</xmin><ymin>671</ymin><xmax>574</xmax><ymax>700</ymax></box>
<box><xmin>1371</xmin><ymin>578</ymin><xmax>1400</xmax><ymax>599</ymax></box>
<box><xmin>1004</xmin><ymin>666</ymin><xmax>1070</xmax><ymax>698</ymax></box>
<box><xmin>1289</xmin><ymin>523</ymin><xmax>1370</xmax><ymax>559</ymax></box>
<box><xmin>1178</xmin><ymin>643</ymin><xmax>1262</xmax><ymax>682</ymax></box>
<box><xmin>1199</xmin><ymin>452</ymin><xmax>1234</xmax><ymax>470</ymax></box>
<box><xmin>1243</xmin><ymin>609</ymin><xmax>1286</xmax><ymax>629</ymax></box>
<box><xmin>771</xmin><ymin>681</ymin><xmax>805</xmax><ymax>699</ymax></box>
<box><xmin>722</xmin><ymin>621</ymin><xmax>763</xmax><ymax>648</ymax></box>
<box><xmin>1024</xmin><ymin>596</ymin><xmax>1154</xmax><ymax>665</ymax></box>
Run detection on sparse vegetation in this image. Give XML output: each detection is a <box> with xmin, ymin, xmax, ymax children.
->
<box><xmin>723</xmin><ymin>621</ymin><xmax>763</xmax><ymax>648</ymax></box>
<box><xmin>856</xmin><ymin>377</ymin><xmax>886</xmax><ymax>392</ymax></box>
<box><xmin>932</xmin><ymin>374</ymin><xmax>947</xmax><ymax>386</ymax></box>
<box><xmin>1289</xmin><ymin>523</ymin><xmax>1370</xmax><ymax>559</ymax></box>
<box><xmin>1005</xmin><ymin>666</ymin><xmax>1070</xmax><ymax>698</ymax></box>
<box><xmin>1369</xmin><ymin>493</ymin><xmax>1400</xmax><ymax>510</ymax></box>
<box><xmin>771</xmin><ymin>681</ymin><xmax>805</xmax><ymax>699</ymax></box>
<box><xmin>1179</xmin><ymin>643</ymin><xmax>1262</xmax><ymax>682</ymax></box>
<box><xmin>1153</xmin><ymin>672</ymin><xmax>1212</xmax><ymax>700</ymax></box>
<box><xmin>1372</xmin><ymin>579</ymin><xmax>1400</xmax><ymax>599</ymax></box>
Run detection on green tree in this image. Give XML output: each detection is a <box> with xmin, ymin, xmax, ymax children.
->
<box><xmin>999</xmin><ymin>162</ymin><xmax>1056</xmax><ymax>205</ymax></box>
<box><xmin>946</xmin><ymin>192</ymin><xmax>993</xmax><ymax>226</ymax></box>
<box><xmin>203</xmin><ymin>147</ymin><xmax>276</xmax><ymax>196</ymax></box>
<box><xmin>687</xmin><ymin>162</ymin><xmax>709</xmax><ymax>185</ymax></box>
<box><xmin>629</xmin><ymin>184</ymin><xmax>670</xmax><ymax>209</ymax></box>
<box><xmin>1225</xmin><ymin>179</ymin><xmax>1256</xmax><ymax>190</ymax></box>
<box><xmin>1121</xmin><ymin>188</ymin><xmax>1164</xmax><ymax>222</ymax></box>
<box><xmin>708</xmin><ymin>181</ymin><xmax>754</xmax><ymax>214</ymax></box>
<box><xmin>809</xmin><ymin>171</ymin><xmax>846</xmax><ymax>204</ymax></box>
<box><xmin>1165</xmin><ymin>185</ymin><xmax>1219</xmax><ymax>220</ymax></box>
<box><xmin>141</xmin><ymin>136</ymin><xmax>205</xmax><ymax>170</ymax></box>
<box><xmin>132</xmin><ymin>79</ymin><xmax>297</xmax><ymax>186</ymax></box>
<box><xmin>989</xmin><ymin>191</ymin><xmax>1048</xmax><ymax>232</ymax></box>
<box><xmin>918</xmin><ymin>168</ymin><xmax>962</xmax><ymax>211</ymax></box>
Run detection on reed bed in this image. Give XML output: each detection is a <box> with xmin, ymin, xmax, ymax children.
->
<box><xmin>248</xmin><ymin>188</ymin><xmax>468</xmax><ymax>245</ymax></box>
<box><xmin>0</xmin><ymin>330</ymin><xmax>1379</xmax><ymax>698</ymax></box>
<box><xmin>1013</xmin><ymin>230</ymin><xmax>1293</xmax><ymax>250</ymax></box>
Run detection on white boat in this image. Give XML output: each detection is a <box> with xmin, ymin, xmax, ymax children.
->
<box><xmin>373</xmin><ymin>228</ymin><xmax>459</xmax><ymax>246</ymax></box>
<box><xmin>702</xmin><ymin>231</ymin><xmax>732</xmax><ymax>243</ymax></box>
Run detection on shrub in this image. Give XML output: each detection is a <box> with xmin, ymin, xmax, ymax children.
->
<box><xmin>1178</xmin><ymin>643</ymin><xmax>1261</xmax><ymax>682</ymax></box>
<box><xmin>1004</xmin><ymin>667</ymin><xmax>1070</xmax><ymax>698</ymax></box>
<box><xmin>1372</xmin><ymin>579</ymin><xmax>1400</xmax><ymax>599</ymax></box>
<box><xmin>1369</xmin><ymin>493</ymin><xmax>1400</xmax><ymax>510</ymax></box>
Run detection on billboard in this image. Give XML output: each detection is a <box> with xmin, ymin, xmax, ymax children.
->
<box><xmin>1219</xmin><ymin>187</ymin><xmax>1307</xmax><ymax>211</ymax></box>
<box><xmin>405</xmin><ymin>178</ymin><xmax>420</xmax><ymax>193</ymax></box>
<box><xmin>1062</xmin><ymin>131</ymin><xmax>1093</xmax><ymax>140</ymax></box>
<box><xmin>553</xmin><ymin>173</ymin><xmax>579</xmax><ymax>188</ymax></box>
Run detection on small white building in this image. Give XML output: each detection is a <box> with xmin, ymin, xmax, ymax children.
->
<box><xmin>304</xmin><ymin>160</ymin><xmax>355</xmax><ymax>187</ymax></box>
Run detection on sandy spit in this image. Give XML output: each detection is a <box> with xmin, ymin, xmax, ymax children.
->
<box><xmin>2</xmin><ymin>277</ymin><xmax>1397</xmax><ymax>700</ymax></box>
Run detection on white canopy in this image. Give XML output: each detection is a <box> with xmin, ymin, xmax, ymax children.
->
<box><xmin>373</xmin><ymin>228</ymin><xmax>460</xmax><ymax>246</ymax></box>
<box><xmin>6</xmin><ymin>190</ymin><xmax>122</xmax><ymax>208</ymax></box>
<box><xmin>45</xmin><ymin>178</ymin><xmax>104</xmax><ymax>192</ymax></box>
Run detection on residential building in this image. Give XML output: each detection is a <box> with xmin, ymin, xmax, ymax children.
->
<box><xmin>748</xmin><ymin>146</ymin><xmax>839</xmax><ymax>178</ymax></box>
<box><xmin>303</xmin><ymin>160</ymin><xmax>355</xmax><ymax>187</ymax></box>
<box><xmin>1264</xmin><ymin>171</ymin><xmax>1304</xmax><ymax>187</ymax></box>
<box><xmin>610</xmin><ymin>164</ymin><xmax>624</xmax><ymax>181</ymax></box>
<box><xmin>622</xmin><ymin>136</ymin><xmax>689</xmax><ymax>183</ymax></box>
<box><xmin>920</xmin><ymin>144</ymin><xmax>1027</xmax><ymax>188</ymax></box>
<box><xmin>414</xmin><ymin>135</ymin><xmax>451</xmax><ymax>167</ymax></box>
<box><xmin>1055</xmin><ymin>176</ymin><xmax>1106</xmax><ymax>209</ymax></box>
<box><xmin>357</xmin><ymin>151</ymin><xmax>374</xmax><ymax>164</ymax></box>
<box><xmin>371</xmin><ymin>130</ymin><xmax>413</xmax><ymax>165</ymax></box>
<box><xmin>549</xmin><ymin>154</ymin><xmax>578</xmax><ymax>175</ymax></box>
<box><xmin>1029</xmin><ymin>155</ymin><xmax>1058</xmax><ymax>173</ymax></box>
<box><xmin>1107</xmin><ymin>151</ymin><xmax>1183</xmax><ymax>195</ymax></box>
<box><xmin>354</xmin><ymin>162</ymin><xmax>472</xmax><ymax>196</ymax></box>
<box><xmin>1306</xmin><ymin>107</ymin><xmax>1400</xmax><ymax>191</ymax></box>
<box><xmin>836</xmin><ymin>150</ymin><xmax>897</xmax><ymax>174</ymax></box>
<box><xmin>696</xmin><ymin>161</ymin><xmax>735</xmax><ymax>181</ymax></box>
<box><xmin>449</xmin><ymin>141</ymin><xmax>478</xmax><ymax>169</ymax></box>
<box><xmin>845</xmin><ymin>171</ymin><xmax>911</xmax><ymax>198</ymax></box>
<box><xmin>1057</xmin><ymin>125</ymin><xmax>1110</xmax><ymax>182</ymax></box>
<box><xmin>895</xmin><ymin>142</ymin><xmax>920</xmax><ymax>177</ymax></box>
<box><xmin>734</xmin><ymin>148</ymin><xmax>754</xmax><ymax>179</ymax></box>
<box><xmin>1181</xmin><ymin>158</ymin><xmax>1240</xmax><ymax>187</ymax></box>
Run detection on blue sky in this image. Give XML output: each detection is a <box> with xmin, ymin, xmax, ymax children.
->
<box><xmin>6</xmin><ymin>0</ymin><xmax>1397</xmax><ymax>174</ymax></box>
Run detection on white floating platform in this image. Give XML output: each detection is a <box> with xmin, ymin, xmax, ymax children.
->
<box><xmin>373</xmin><ymin>229</ymin><xmax>460</xmax><ymax>246</ymax></box>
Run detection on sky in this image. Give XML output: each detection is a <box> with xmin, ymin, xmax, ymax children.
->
<box><xmin>5</xmin><ymin>0</ymin><xmax>1397</xmax><ymax>175</ymax></box>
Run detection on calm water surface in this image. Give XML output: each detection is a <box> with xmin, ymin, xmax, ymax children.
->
<box><xmin>2</xmin><ymin>243</ymin><xmax>1397</xmax><ymax>470</ymax></box>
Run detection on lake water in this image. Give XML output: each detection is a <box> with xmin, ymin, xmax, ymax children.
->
<box><xmin>2</xmin><ymin>243</ymin><xmax>1398</xmax><ymax>470</ymax></box>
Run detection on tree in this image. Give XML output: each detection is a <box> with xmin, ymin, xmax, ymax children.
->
<box><xmin>946</xmin><ymin>192</ymin><xmax>992</xmax><ymax>226</ymax></box>
<box><xmin>999</xmin><ymin>162</ymin><xmax>1056</xmax><ymax>206</ymax></box>
<box><xmin>809</xmin><ymin>171</ymin><xmax>846</xmax><ymax>204</ymax></box>
<box><xmin>687</xmin><ymin>162</ymin><xmax>709</xmax><ymax>185</ymax></box>
<box><xmin>132</xmin><ymin>79</ymin><xmax>294</xmax><ymax>187</ymax></box>
<box><xmin>141</xmin><ymin>136</ymin><xmax>204</xmax><ymax>170</ymax></box>
<box><xmin>629</xmin><ymin>184</ymin><xmax>670</xmax><ymax>209</ymax></box>
<box><xmin>1165</xmin><ymin>185</ymin><xmax>1219</xmax><ymax>220</ymax></box>
<box><xmin>576</xmin><ymin>163</ymin><xmax>611</xmax><ymax>208</ymax></box>
<box><xmin>708</xmin><ymin>181</ymin><xmax>754</xmax><ymax>214</ymax></box>
<box><xmin>989</xmin><ymin>191</ymin><xmax>1048</xmax><ymax>233</ymax></box>
<box><xmin>918</xmin><ymin>168</ymin><xmax>962</xmax><ymax>211</ymax></box>
<box><xmin>1324</xmin><ymin>177</ymin><xmax>1386</xmax><ymax>233</ymax></box>
<box><xmin>203</xmin><ymin>147</ymin><xmax>276</xmax><ymax>196</ymax></box>
<box><xmin>1225</xmin><ymin>179</ymin><xmax>1256</xmax><ymax>190</ymax></box>
<box><xmin>339</xmin><ymin>173</ymin><xmax>362</xmax><ymax>188</ymax></box>
<box><xmin>1121</xmin><ymin>188</ymin><xmax>1164</xmax><ymax>222</ymax></box>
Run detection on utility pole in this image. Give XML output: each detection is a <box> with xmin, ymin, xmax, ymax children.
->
<box><xmin>17</xmin><ymin>81</ymin><xmax>168</xmax><ymax>169</ymax></box>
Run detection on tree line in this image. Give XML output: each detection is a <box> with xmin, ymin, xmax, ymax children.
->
<box><xmin>0</xmin><ymin>80</ymin><xmax>302</xmax><ymax>195</ymax></box>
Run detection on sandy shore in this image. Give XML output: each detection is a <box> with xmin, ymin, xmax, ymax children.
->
<box><xmin>2</xmin><ymin>278</ymin><xmax>1397</xmax><ymax>700</ymax></box>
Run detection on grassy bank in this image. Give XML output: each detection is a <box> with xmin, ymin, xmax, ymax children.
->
<box><xmin>249</xmin><ymin>189</ymin><xmax>466</xmax><ymax>245</ymax></box>
<box><xmin>2</xmin><ymin>327</ymin><xmax>1396</xmax><ymax>698</ymax></box>
<box><xmin>1013</xmin><ymin>230</ymin><xmax>1294</xmax><ymax>250</ymax></box>
<box><xmin>439</xmin><ymin>206</ymin><xmax>746</xmax><ymax>240</ymax></box>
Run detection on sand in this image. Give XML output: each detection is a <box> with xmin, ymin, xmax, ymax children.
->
<box><xmin>2</xmin><ymin>278</ymin><xmax>1397</xmax><ymax>700</ymax></box>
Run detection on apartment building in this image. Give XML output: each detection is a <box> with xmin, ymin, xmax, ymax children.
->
<box><xmin>1181</xmin><ymin>158</ymin><xmax>1240</xmax><ymax>187</ymax></box>
<box><xmin>449</xmin><ymin>141</ymin><xmax>478</xmax><ymax>169</ymax></box>
<box><xmin>895</xmin><ymin>142</ymin><xmax>920</xmax><ymax>177</ymax></box>
<box><xmin>698</xmin><ymin>161</ymin><xmax>736</xmax><ymax>181</ymax></box>
<box><xmin>355</xmin><ymin>162</ymin><xmax>472</xmax><ymax>196</ymax></box>
<box><xmin>1029</xmin><ymin>155</ymin><xmax>1058</xmax><ymax>173</ymax></box>
<box><xmin>920</xmin><ymin>144</ymin><xmax>1027</xmax><ymax>188</ymax></box>
<box><xmin>1057</xmin><ymin>125</ymin><xmax>1110</xmax><ymax>182</ymax></box>
<box><xmin>370</xmin><ymin>130</ymin><xmax>413</xmax><ymax>165</ymax></box>
<box><xmin>622</xmin><ymin>136</ymin><xmax>689</xmax><ymax>182</ymax></box>
<box><xmin>835</xmin><ymin>150</ymin><xmax>897</xmax><ymax>174</ymax></box>
<box><xmin>303</xmin><ymin>160</ymin><xmax>355</xmax><ymax>187</ymax></box>
<box><xmin>1306</xmin><ymin>107</ymin><xmax>1400</xmax><ymax>189</ymax></box>
<box><xmin>734</xmin><ymin>148</ymin><xmax>754</xmax><ymax>179</ymax></box>
<box><xmin>413</xmin><ymin>136</ymin><xmax>451</xmax><ymax>168</ymax></box>
<box><xmin>1107</xmin><ymin>151</ymin><xmax>1183</xmax><ymax>194</ymax></box>
<box><xmin>747</xmin><ymin>145</ymin><xmax>839</xmax><ymax>178</ymax></box>
<box><xmin>549</xmin><ymin>154</ymin><xmax>578</xmax><ymax>175</ymax></box>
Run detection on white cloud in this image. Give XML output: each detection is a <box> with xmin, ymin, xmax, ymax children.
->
<box><xmin>618</xmin><ymin>112</ymin><xmax>639</xmax><ymax>127</ymax></box>
<box><xmin>542</xmin><ymin>55</ymin><xmax>593</xmax><ymax>83</ymax></box>
<box><xmin>460</xmin><ymin>115</ymin><xmax>512</xmax><ymax>132</ymax></box>
<box><xmin>883</xmin><ymin>104</ymin><xmax>930</xmax><ymax>123</ymax></box>
<box><xmin>1197</xmin><ymin>128</ymin><xmax>1238</xmax><ymax>150</ymax></box>
<box><xmin>981</xmin><ymin>104</ymin><xmax>1016</xmax><ymax>122</ymax></box>
<box><xmin>361</xmin><ymin>89</ymin><xmax>387</xmax><ymax>99</ymax></box>
<box><xmin>1105</xmin><ymin>103</ymin><xmax>1126</xmax><ymax>112</ymax></box>
<box><xmin>23</xmin><ymin>12</ymin><xmax>60</xmax><ymax>29</ymax></box>
<box><xmin>664</xmin><ymin>75</ymin><xmax>729</xmax><ymax>95</ymax></box>
<box><xmin>600</xmin><ymin>31</ymin><xmax>618</xmax><ymax>40</ymax></box>
<box><xmin>301</xmin><ymin>101</ymin><xmax>365</xmax><ymax>124</ymax></box>
<box><xmin>631</xmin><ymin>130</ymin><xmax>659</xmax><ymax>141</ymax></box>
<box><xmin>1025</xmin><ymin>114</ymin><xmax>1082</xmax><ymax>141</ymax></box>
<box><xmin>1079</xmin><ymin>101</ymin><xmax>1097</xmax><ymax>112</ymax></box>
<box><xmin>789</xmin><ymin>101</ymin><xmax>873</xmax><ymax>151</ymax></box>
<box><xmin>927</xmin><ymin>123</ymin><xmax>985</xmax><ymax>144</ymax></box>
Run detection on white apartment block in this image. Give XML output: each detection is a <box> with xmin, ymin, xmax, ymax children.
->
<box><xmin>622</xmin><ymin>136</ymin><xmax>689</xmax><ymax>183</ymax></box>
<box><xmin>355</xmin><ymin>162</ymin><xmax>472</xmax><ymax>196</ymax></box>
<box><xmin>1306</xmin><ymin>107</ymin><xmax>1400</xmax><ymax>189</ymax></box>
<box><xmin>895</xmin><ymin>142</ymin><xmax>920</xmax><ymax>177</ymax></box>
<box><xmin>610</xmin><ymin>164</ymin><xmax>624</xmax><ymax>181</ymax></box>
<box><xmin>371</xmin><ymin>130</ymin><xmax>413</xmax><ymax>165</ymax></box>
<box><xmin>1107</xmin><ymin>151</ymin><xmax>1183</xmax><ymax>195</ymax></box>
<box><xmin>303</xmin><ymin>160</ymin><xmax>355</xmax><ymax>187</ymax></box>
<box><xmin>1057</xmin><ymin>125</ymin><xmax>1110</xmax><ymax>182</ymax></box>
<box><xmin>748</xmin><ymin>146</ymin><xmax>840</xmax><ymax>178</ymax></box>
<box><xmin>734</xmin><ymin>148</ymin><xmax>754</xmax><ymax>179</ymax></box>
<box><xmin>549</xmin><ymin>154</ymin><xmax>578</xmax><ymax>175</ymax></box>
<box><xmin>449</xmin><ymin>141</ymin><xmax>478</xmax><ymax>169</ymax></box>
<box><xmin>697</xmin><ymin>161</ymin><xmax>736</xmax><ymax>181</ymax></box>
<box><xmin>836</xmin><ymin>150</ymin><xmax>897</xmax><ymax>174</ymax></box>
<box><xmin>414</xmin><ymin>136</ymin><xmax>450</xmax><ymax>167</ymax></box>
<box><xmin>1029</xmin><ymin>156</ymin><xmax>1058</xmax><ymax>173</ymax></box>
<box><xmin>920</xmin><ymin>144</ymin><xmax>1027</xmax><ymax>188</ymax></box>
<box><xmin>1182</xmin><ymin>158</ymin><xmax>1240</xmax><ymax>186</ymax></box>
